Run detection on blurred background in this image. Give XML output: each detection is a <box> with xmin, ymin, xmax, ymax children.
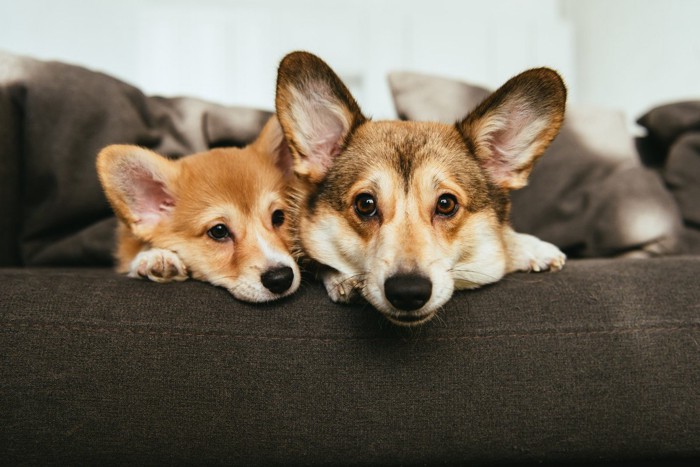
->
<box><xmin>1</xmin><ymin>0</ymin><xmax>699</xmax><ymax>131</ymax></box>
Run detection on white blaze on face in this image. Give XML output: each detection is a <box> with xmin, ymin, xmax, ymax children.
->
<box><xmin>255</xmin><ymin>231</ymin><xmax>293</xmax><ymax>269</ymax></box>
<box><xmin>226</xmin><ymin>226</ymin><xmax>300</xmax><ymax>303</ymax></box>
<box><xmin>357</xmin><ymin>189</ymin><xmax>456</xmax><ymax>317</ymax></box>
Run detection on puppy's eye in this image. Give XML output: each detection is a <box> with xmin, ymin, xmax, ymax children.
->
<box><xmin>272</xmin><ymin>209</ymin><xmax>285</xmax><ymax>227</ymax></box>
<box><xmin>435</xmin><ymin>194</ymin><xmax>459</xmax><ymax>217</ymax></box>
<box><xmin>207</xmin><ymin>223</ymin><xmax>231</xmax><ymax>241</ymax></box>
<box><xmin>354</xmin><ymin>193</ymin><xmax>378</xmax><ymax>218</ymax></box>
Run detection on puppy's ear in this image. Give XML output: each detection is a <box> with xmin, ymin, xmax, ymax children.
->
<box><xmin>459</xmin><ymin>68</ymin><xmax>566</xmax><ymax>190</ymax></box>
<box><xmin>96</xmin><ymin>145</ymin><xmax>179</xmax><ymax>239</ymax></box>
<box><xmin>251</xmin><ymin>115</ymin><xmax>294</xmax><ymax>177</ymax></box>
<box><xmin>276</xmin><ymin>51</ymin><xmax>366</xmax><ymax>183</ymax></box>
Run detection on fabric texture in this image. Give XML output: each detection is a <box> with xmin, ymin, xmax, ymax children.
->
<box><xmin>637</xmin><ymin>101</ymin><xmax>700</xmax><ymax>253</ymax></box>
<box><xmin>0</xmin><ymin>50</ymin><xmax>271</xmax><ymax>267</ymax></box>
<box><xmin>388</xmin><ymin>71</ymin><xmax>684</xmax><ymax>258</ymax></box>
<box><xmin>1</xmin><ymin>259</ymin><xmax>699</xmax><ymax>465</ymax></box>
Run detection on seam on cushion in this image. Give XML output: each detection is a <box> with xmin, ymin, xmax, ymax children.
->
<box><xmin>1</xmin><ymin>321</ymin><xmax>699</xmax><ymax>342</ymax></box>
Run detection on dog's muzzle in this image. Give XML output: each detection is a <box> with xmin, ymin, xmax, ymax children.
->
<box><xmin>384</xmin><ymin>274</ymin><xmax>432</xmax><ymax>321</ymax></box>
<box><xmin>261</xmin><ymin>266</ymin><xmax>295</xmax><ymax>294</ymax></box>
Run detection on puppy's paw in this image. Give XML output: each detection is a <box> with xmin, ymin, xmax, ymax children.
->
<box><xmin>128</xmin><ymin>248</ymin><xmax>189</xmax><ymax>283</ymax></box>
<box><xmin>508</xmin><ymin>232</ymin><xmax>566</xmax><ymax>273</ymax></box>
<box><xmin>321</xmin><ymin>269</ymin><xmax>362</xmax><ymax>304</ymax></box>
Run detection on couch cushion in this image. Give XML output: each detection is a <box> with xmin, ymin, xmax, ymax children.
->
<box><xmin>638</xmin><ymin>101</ymin><xmax>700</xmax><ymax>254</ymax></box>
<box><xmin>0</xmin><ymin>51</ymin><xmax>271</xmax><ymax>266</ymax></box>
<box><xmin>0</xmin><ymin>87</ymin><xmax>21</xmax><ymax>266</ymax></box>
<box><xmin>1</xmin><ymin>258</ymin><xmax>699</xmax><ymax>464</ymax></box>
<box><xmin>388</xmin><ymin>71</ymin><xmax>684</xmax><ymax>258</ymax></box>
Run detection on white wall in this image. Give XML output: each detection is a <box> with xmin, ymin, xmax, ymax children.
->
<box><xmin>1</xmin><ymin>0</ymin><xmax>698</xmax><ymax>127</ymax></box>
<box><xmin>562</xmin><ymin>0</ymin><xmax>700</xmax><ymax>126</ymax></box>
<box><xmin>0</xmin><ymin>0</ymin><xmax>573</xmax><ymax>119</ymax></box>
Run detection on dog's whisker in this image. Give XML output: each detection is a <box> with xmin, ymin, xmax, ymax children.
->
<box><xmin>433</xmin><ymin>307</ymin><xmax>447</xmax><ymax>327</ymax></box>
<box><xmin>448</xmin><ymin>268</ymin><xmax>502</xmax><ymax>282</ymax></box>
<box><xmin>299</xmin><ymin>277</ymin><xmax>314</xmax><ymax>287</ymax></box>
<box><xmin>203</xmin><ymin>274</ymin><xmax>238</xmax><ymax>282</ymax></box>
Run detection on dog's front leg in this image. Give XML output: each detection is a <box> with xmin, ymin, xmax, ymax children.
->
<box><xmin>128</xmin><ymin>248</ymin><xmax>189</xmax><ymax>283</ymax></box>
<box><xmin>505</xmin><ymin>227</ymin><xmax>566</xmax><ymax>273</ymax></box>
<box><xmin>319</xmin><ymin>267</ymin><xmax>363</xmax><ymax>304</ymax></box>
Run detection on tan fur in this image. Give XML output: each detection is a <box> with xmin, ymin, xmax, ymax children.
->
<box><xmin>277</xmin><ymin>52</ymin><xmax>567</xmax><ymax>326</ymax></box>
<box><xmin>114</xmin><ymin>224</ymin><xmax>144</xmax><ymax>273</ymax></box>
<box><xmin>97</xmin><ymin>116</ymin><xmax>300</xmax><ymax>302</ymax></box>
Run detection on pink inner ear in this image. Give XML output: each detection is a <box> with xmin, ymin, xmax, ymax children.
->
<box><xmin>484</xmin><ymin>127</ymin><xmax>523</xmax><ymax>181</ymax></box>
<box><xmin>481</xmin><ymin>154</ymin><xmax>512</xmax><ymax>185</ymax></box>
<box><xmin>274</xmin><ymin>137</ymin><xmax>294</xmax><ymax>177</ymax></box>
<box><xmin>481</xmin><ymin>107</ymin><xmax>541</xmax><ymax>185</ymax></box>
<box><xmin>295</xmin><ymin>99</ymin><xmax>348</xmax><ymax>179</ymax></box>
<box><xmin>128</xmin><ymin>167</ymin><xmax>175</xmax><ymax>227</ymax></box>
<box><xmin>309</xmin><ymin>132</ymin><xmax>342</xmax><ymax>175</ymax></box>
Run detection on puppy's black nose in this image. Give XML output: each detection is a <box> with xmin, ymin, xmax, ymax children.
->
<box><xmin>261</xmin><ymin>266</ymin><xmax>294</xmax><ymax>294</ymax></box>
<box><xmin>384</xmin><ymin>274</ymin><xmax>432</xmax><ymax>311</ymax></box>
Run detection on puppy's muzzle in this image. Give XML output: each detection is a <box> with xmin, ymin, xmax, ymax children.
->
<box><xmin>384</xmin><ymin>274</ymin><xmax>432</xmax><ymax>320</ymax></box>
<box><xmin>261</xmin><ymin>266</ymin><xmax>295</xmax><ymax>294</ymax></box>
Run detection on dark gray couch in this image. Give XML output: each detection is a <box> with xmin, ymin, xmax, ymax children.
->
<box><xmin>2</xmin><ymin>51</ymin><xmax>699</xmax><ymax>465</ymax></box>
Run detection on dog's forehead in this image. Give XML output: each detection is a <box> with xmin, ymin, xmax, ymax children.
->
<box><xmin>326</xmin><ymin>120</ymin><xmax>484</xmax><ymax>193</ymax></box>
<box><xmin>353</xmin><ymin>120</ymin><xmax>463</xmax><ymax>152</ymax></box>
<box><xmin>309</xmin><ymin>120</ymin><xmax>505</xmax><ymax>217</ymax></box>
<box><xmin>177</xmin><ymin>148</ymin><xmax>286</xmax><ymax>215</ymax></box>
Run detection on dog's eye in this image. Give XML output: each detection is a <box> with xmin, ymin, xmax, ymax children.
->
<box><xmin>354</xmin><ymin>193</ymin><xmax>378</xmax><ymax>218</ymax></box>
<box><xmin>272</xmin><ymin>209</ymin><xmax>285</xmax><ymax>227</ymax></box>
<box><xmin>435</xmin><ymin>194</ymin><xmax>458</xmax><ymax>217</ymax></box>
<box><xmin>207</xmin><ymin>223</ymin><xmax>231</xmax><ymax>241</ymax></box>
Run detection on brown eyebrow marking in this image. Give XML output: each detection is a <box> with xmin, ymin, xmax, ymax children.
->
<box><xmin>432</xmin><ymin>173</ymin><xmax>446</xmax><ymax>191</ymax></box>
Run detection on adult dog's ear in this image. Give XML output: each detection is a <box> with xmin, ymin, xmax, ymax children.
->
<box><xmin>275</xmin><ymin>51</ymin><xmax>366</xmax><ymax>183</ymax></box>
<box><xmin>96</xmin><ymin>145</ymin><xmax>179</xmax><ymax>240</ymax></box>
<box><xmin>459</xmin><ymin>68</ymin><xmax>566</xmax><ymax>190</ymax></box>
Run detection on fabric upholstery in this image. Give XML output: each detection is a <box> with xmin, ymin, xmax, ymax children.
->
<box><xmin>388</xmin><ymin>71</ymin><xmax>684</xmax><ymax>258</ymax></box>
<box><xmin>637</xmin><ymin>101</ymin><xmax>700</xmax><ymax>253</ymax></box>
<box><xmin>2</xmin><ymin>259</ymin><xmax>699</xmax><ymax>465</ymax></box>
<box><xmin>0</xmin><ymin>86</ymin><xmax>21</xmax><ymax>266</ymax></box>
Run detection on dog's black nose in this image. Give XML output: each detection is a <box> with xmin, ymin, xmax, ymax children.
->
<box><xmin>261</xmin><ymin>266</ymin><xmax>294</xmax><ymax>294</ymax></box>
<box><xmin>384</xmin><ymin>274</ymin><xmax>432</xmax><ymax>311</ymax></box>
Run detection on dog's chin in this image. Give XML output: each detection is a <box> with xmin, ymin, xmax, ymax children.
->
<box><xmin>228</xmin><ymin>284</ymin><xmax>297</xmax><ymax>303</ymax></box>
<box><xmin>363</xmin><ymin>291</ymin><xmax>441</xmax><ymax>327</ymax></box>
<box><xmin>363</xmin><ymin>278</ymin><xmax>453</xmax><ymax>327</ymax></box>
<box><xmin>384</xmin><ymin>311</ymin><xmax>436</xmax><ymax>327</ymax></box>
<box><xmin>209</xmin><ymin>275</ymin><xmax>299</xmax><ymax>303</ymax></box>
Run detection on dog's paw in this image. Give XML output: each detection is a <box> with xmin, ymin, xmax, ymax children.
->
<box><xmin>128</xmin><ymin>248</ymin><xmax>189</xmax><ymax>283</ymax></box>
<box><xmin>321</xmin><ymin>269</ymin><xmax>362</xmax><ymax>304</ymax></box>
<box><xmin>508</xmin><ymin>232</ymin><xmax>566</xmax><ymax>273</ymax></box>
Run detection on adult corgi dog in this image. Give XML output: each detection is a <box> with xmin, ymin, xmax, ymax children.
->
<box><xmin>96</xmin><ymin>116</ymin><xmax>300</xmax><ymax>303</ymax></box>
<box><xmin>275</xmin><ymin>51</ymin><xmax>566</xmax><ymax>325</ymax></box>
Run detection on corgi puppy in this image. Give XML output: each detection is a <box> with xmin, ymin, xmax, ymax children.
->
<box><xmin>96</xmin><ymin>116</ymin><xmax>301</xmax><ymax>302</ymax></box>
<box><xmin>275</xmin><ymin>52</ymin><xmax>567</xmax><ymax>325</ymax></box>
